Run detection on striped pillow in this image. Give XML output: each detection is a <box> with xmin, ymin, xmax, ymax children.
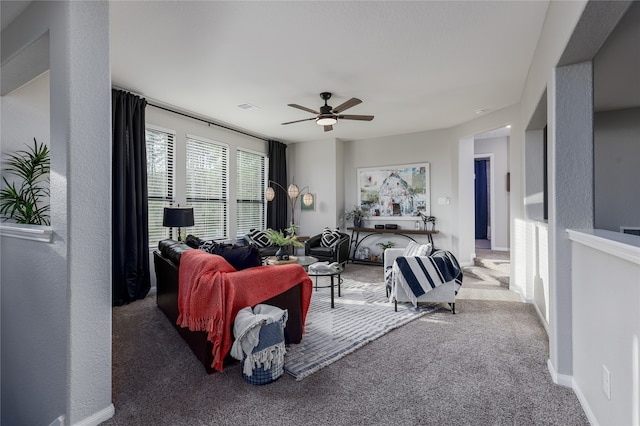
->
<box><xmin>403</xmin><ymin>241</ymin><xmax>432</xmax><ymax>257</ymax></box>
<box><xmin>321</xmin><ymin>227</ymin><xmax>342</xmax><ymax>247</ymax></box>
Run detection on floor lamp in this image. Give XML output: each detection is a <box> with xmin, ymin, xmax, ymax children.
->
<box><xmin>265</xmin><ymin>181</ymin><xmax>313</xmax><ymax>232</ymax></box>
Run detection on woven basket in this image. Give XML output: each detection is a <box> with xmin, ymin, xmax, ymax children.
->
<box><xmin>242</xmin><ymin>321</ymin><xmax>285</xmax><ymax>385</ymax></box>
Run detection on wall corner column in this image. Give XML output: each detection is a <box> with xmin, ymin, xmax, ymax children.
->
<box><xmin>548</xmin><ymin>60</ymin><xmax>594</xmax><ymax>379</ymax></box>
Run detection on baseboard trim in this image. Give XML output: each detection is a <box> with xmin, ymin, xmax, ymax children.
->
<box><xmin>572</xmin><ymin>378</ymin><xmax>599</xmax><ymax>426</ymax></box>
<box><xmin>48</xmin><ymin>415</ymin><xmax>65</xmax><ymax>426</ymax></box>
<box><xmin>492</xmin><ymin>246</ymin><xmax>509</xmax><ymax>252</ymax></box>
<box><xmin>547</xmin><ymin>360</ymin><xmax>600</xmax><ymax>425</ymax></box>
<box><xmin>547</xmin><ymin>359</ymin><xmax>573</xmax><ymax>387</ymax></box>
<box><xmin>72</xmin><ymin>404</ymin><xmax>114</xmax><ymax>426</ymax></box>
<box><xmin>530</xmin><ymin>299</ymin><xmax>550</xmax><ymax>335</ymax></box>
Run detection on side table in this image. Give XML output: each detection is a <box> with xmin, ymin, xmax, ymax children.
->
<box><xmin>307</xmin><ymin>265</ymin><xmax>344</xmax><ymax>308</ymax></box>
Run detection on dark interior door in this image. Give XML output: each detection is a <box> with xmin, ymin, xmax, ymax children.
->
<box><xmin>475</xmin><ymin>159</ymin><xmax>488</xmax><ymax>239</ymax></box>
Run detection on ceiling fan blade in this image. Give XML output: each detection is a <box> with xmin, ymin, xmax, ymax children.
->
<box><xmin>324</xmin><ymin>125</ymin><xmax>333</xmax><ymax>132</ymax></box>
<box><xmin>282</xmin><ymin>117</ymin><xmax>316</xmax><ymax>125</ymax></box>
<box><xmin>332</xmin><ymin>98</ymin><xmax>362</xmax><ymax>114</ymax></box>
<box><xmin>338</xmin><ymin>114</ymin><xmax>374</xmax><ymax>121</ymax></box>
<box><xmin>288</xmin><ymin>104</ymin><xmax>319</xmax><ymax>115</ymax></box>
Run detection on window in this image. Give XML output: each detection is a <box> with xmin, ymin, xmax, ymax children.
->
<box><xmin>146</xmin><ymin>127</ymin><xmax>174</xmax><ymax>247</ymax></box>
<box><xmin>186</xmin><ymin>135</ymin><xmax>228</xmax><ymax>240</ymax></box>
<box><xmin>236</xmin><ymin>149</ymin><xmax>267</xmax><ymax>237</ymax></box>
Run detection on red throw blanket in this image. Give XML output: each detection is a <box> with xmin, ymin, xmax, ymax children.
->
<box><xmin>177</xmin><ymin>250</ymin><xmax>312</xmax><ymax>372</ymax></box>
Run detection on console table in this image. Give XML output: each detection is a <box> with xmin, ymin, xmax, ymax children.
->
<box><xmin>347</xmin><ymin>227</ymin><xmax>439</xmax><ymax>265</ymax></box>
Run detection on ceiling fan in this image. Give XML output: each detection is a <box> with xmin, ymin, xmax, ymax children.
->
<box><xmin>282</xmin><ymin>92</ymin><xmax>374</xmax><ymax>132</ymax></box>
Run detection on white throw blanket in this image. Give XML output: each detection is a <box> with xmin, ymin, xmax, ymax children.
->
<box><xmin>231</xmin><ymin>304</ymin><xmax>287</xmax><ymax>377</ymax></box>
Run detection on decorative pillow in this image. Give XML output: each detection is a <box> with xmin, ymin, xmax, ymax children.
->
<box><xmin>320</xmin><ymin>227</ymin><xmax>342</xmax><ymax>247</ymax></box>
<box><xmin>199</xmin><ymin>240</ymin><xmax>217</xmax><ymax>253</ymax></box>
<box><xmin>403</xmin><ymin>241</ymin><xmax>432</xmax><ymax>257</ymax></box>
<box><xmin>199</xmin><ymin>241</ymin><xmax>261</xmax><ymax>270</ymax></box>
<box><xmin>185</xmin><ymin>234</ymin><xmax>202</xmax><ymax>249</ymax></box>
<box><xmin>212</xmin><ymin>244</ymin><xmax>261</xmax><ymax>270</ymax></box>
<box><xmin>248</xmin><ymin>229</ymin><xmax>272</xmax><ymax>248</ymax></box>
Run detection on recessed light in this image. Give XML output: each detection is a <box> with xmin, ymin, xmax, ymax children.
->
<box><xmin>475</xmin><ymin>108</ymin><xmax>490</xmax><ymax>115</ymax></box>
<box><xmin>237</xmin><ymin>103</ymin><xmax>259</xmax><ymax>110</ymax></box>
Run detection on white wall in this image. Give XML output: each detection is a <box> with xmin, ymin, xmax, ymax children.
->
<box><xmin>474</xmin><ymin>136</ymin><xmax>510</xmax><ymax>250</ymax></box>
<box><xmin>1</xmin><ymin>73</ymin><xmax>64</xmax><ymax>425</ymax></box>
<box><xmin>453</xmin><ymin>104</ymin><xmax>521</xmax><ymax>268</ymax></box>
<box><xmin>594</xmin><ymin>107</ymin><xmax>640</xmax><ymax>232</ymax></box>
<box><xmin>515</xmin><ymin>2</ymin><xmax>638</xmax><ymax>425</ymax></box>
<box><xmin>289</xmin><ymin>138</ymin><xmax>340</xmax><ymax>238</ymax></box>
<box><xmin>515</xmin><ymin>0</ymin><xmax>589</xmax><ymax>383</ymax></box>
<box><xmin>569</xmin><ymin>230</ymin><xmax>640</xmax><ymax>426</ymax></box>
<box><xmin>1</xmin><ymin>2</ymin><xmax>113</xmax><ymax>425</ymax></box>
<box><xmin>0</xmin><ymin>71</ymin><xmax>50</xmax><ymax>152</ymax></box>
<box><xmin>342</xmin><ymin>129</ymin><xmax>456</xmax><ymax>258</ymax></box>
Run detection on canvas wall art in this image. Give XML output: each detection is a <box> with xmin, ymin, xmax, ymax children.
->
<box><xmin>357</xmin><ymin>163</ymin><xmax>430</xmax><ymax>219</ymax></box>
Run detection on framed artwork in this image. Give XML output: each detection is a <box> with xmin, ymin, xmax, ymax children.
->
<box><xmin>357</xmin><ymin>163</ymin><xmax>430</xmax><ymax>219</ymax></box>
<box><xmin>301</xmin><ymin>193</ymin><xmax>315</xmax><ymax>211</ymax></box>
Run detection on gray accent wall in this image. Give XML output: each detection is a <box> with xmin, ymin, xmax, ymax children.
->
<box><xmin>594</xmin><ymin>108</ymin><xmax>640</xmax><ymax>232</ymax></box>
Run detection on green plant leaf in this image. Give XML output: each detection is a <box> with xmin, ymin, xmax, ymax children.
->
<box><xmin>1</xmin><ymin>139</ymin><xmax>50</xmax><ymax>225</ymax></box>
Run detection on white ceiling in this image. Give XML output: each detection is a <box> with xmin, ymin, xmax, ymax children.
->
<box><xmin>111</xmin><ymin>1</ymin><xmax>549</xmax><ymax>143</ymax></box>
<box><xmin>0</xmin><ymin>1</ymin><xmax>526</xmax><ymax>145</ymax></box>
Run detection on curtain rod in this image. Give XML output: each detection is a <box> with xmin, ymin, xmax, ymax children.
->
<box><xmin>147</xmin><ymin>102</ymin><xmax>269</xmax><ymax>142</ymax></box>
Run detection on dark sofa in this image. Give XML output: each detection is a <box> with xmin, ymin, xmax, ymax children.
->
<box><xmin>154</xmin><ymin>239</ymin><xmax>306</xmax><ymax>373</ymax></box>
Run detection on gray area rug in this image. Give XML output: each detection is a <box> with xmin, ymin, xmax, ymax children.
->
<box><xmin>285</xmin><ymin>277</ymin><xmax>438</xmax><ymax>380</ymax></box>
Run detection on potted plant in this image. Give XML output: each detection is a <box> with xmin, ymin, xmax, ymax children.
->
<box><xmin>344</xmin><ymin>205</ymin><xmax>370</xmax><ymax>228</ymax></box>
<box><xmin>376</xmin><ymin>241</ymin><xmax>396</xmax><ymax>251</ymax></box>
<box><xmin>0</xmin><ymin>138</ymin><xmax>50</xmax><ymax>226</ymax></box>
<box><xmin>377</xmin><ymin>240</ymin><xmax>396</xmax><ymax>262</ymax></box>
<box><xmin>264</xmin><ymin>228</ymin><xmax>304</xmax><ymax>260</ymax></box>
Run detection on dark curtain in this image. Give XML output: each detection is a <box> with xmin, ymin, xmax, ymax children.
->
<box><xmin>112</xmin><ymin>89</ymin><xmax>150</xmax><ymax>306</ymax></box>
<box><xmin>267</xmin><ymin>140</ymin><xmax>288</xmax><ymax>231</ymax></box>
<box><xmin>474</xmin><ymin>159</ymin><xmax>488</xmax><ymax>239</ymax></box>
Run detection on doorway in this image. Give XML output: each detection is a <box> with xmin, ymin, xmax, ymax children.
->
<box><xmin>474</xmin><ymin>155</ymin><xmax>492</xmax><ymax>249</ymax></box>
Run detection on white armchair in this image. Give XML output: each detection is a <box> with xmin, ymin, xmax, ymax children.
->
<box><xmin>384</xmin><ymin>247</ymin><xmax>462</xmax><ymax>314</ymax></box>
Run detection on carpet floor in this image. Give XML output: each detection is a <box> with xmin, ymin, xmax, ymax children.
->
<box><xmin>105</xmin><ymin>263</ymin><xmax>589</xmax><ymax>426</ymax></box>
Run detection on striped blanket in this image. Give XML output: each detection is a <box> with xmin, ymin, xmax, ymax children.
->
<box><xmin>391</xmin><ymin>250</ymin><xmax>463</xmax><ymax>307</ymax></box>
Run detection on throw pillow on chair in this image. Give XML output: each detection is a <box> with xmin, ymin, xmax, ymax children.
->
<box><xmin>320</xmin><ymin>227</ymin><xmax>341</xmax><ymax>247</ymax></box>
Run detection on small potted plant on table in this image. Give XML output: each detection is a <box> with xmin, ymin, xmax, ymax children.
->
<box><xmin>376</xmin><ymin>241</ymin><xmax>396</xmax><ymax>262</ymax></box>
<box><xmin>344</xmin><ymin>205</ymin><xmax>370</xmax><ymax>228</ymax></box>
<box><xmin>264</xmin><ymin>228</ymin><xmax>303</xmax><ymax>260</ymax></box>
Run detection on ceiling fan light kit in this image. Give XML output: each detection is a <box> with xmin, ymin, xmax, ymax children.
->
<box><xmin>316</xmin><ymin>116</ymin><xmax>337</xmax><ymax>126</ymax></box>
<box><xmin>282</xmin><ymin>92</ymin><xmax>374</xmax><ymax>132</ymax></box>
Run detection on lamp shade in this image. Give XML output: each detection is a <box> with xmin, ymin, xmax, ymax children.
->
<box><xmin>162</xmin><ymin>207</ymin><xmax>194</xmax><ymax>228</ymax></box>
<box><xmin>303</xmin><ymin>192</ymin><xmax>314</xmax><ymax>207</ymax></box>
<box><xmin>265</xmin><ymin>186</ymin><xmax>276</xmax><ymax>201</ymax></box>
<box><xmin>287</xmin><ymin>183</ymin><xmax>300</xmax><ymax>199</ymax></box>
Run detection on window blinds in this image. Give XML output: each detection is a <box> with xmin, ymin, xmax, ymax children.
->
<box><xmin>236</xmin><ymin>149</ymin><xmax>267</xmax><ymax>237</ymax></box>
<box><xmin>146</xmin><ymin>128</ymin><xmax>174</xmax><ymax>246</ymax></box>
<box><xmin>186</xmin><ymin>135</ymin><xmax>228</xmax><ymax>240</ymax></box>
